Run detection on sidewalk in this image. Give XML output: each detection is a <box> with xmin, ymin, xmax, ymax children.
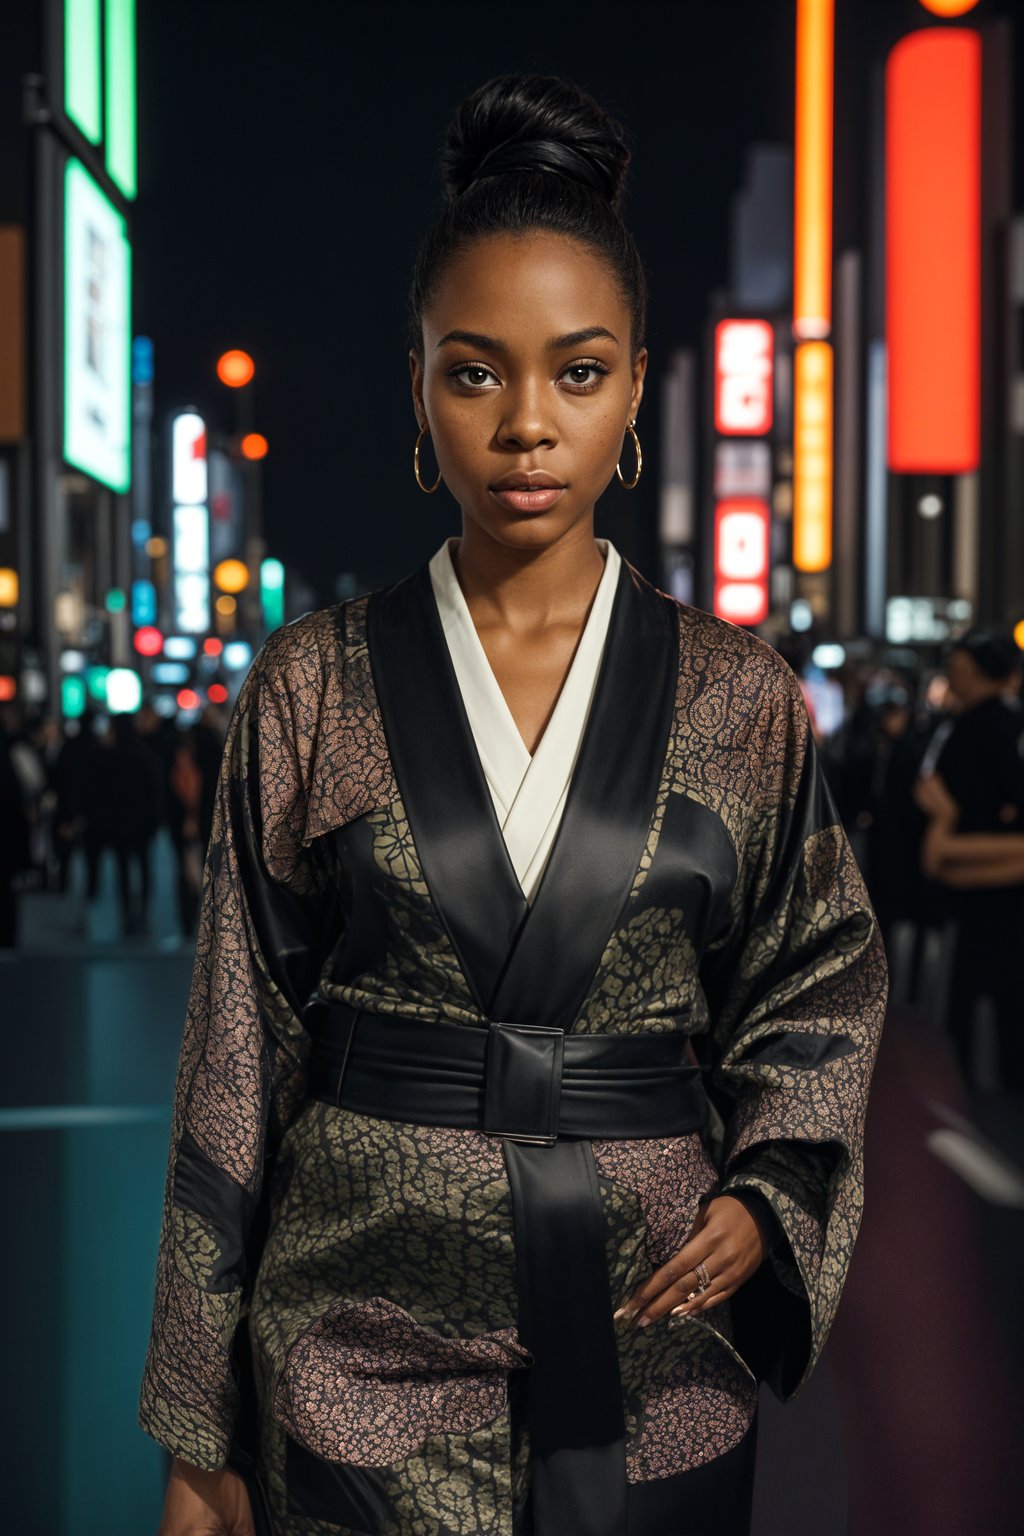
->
<box><xmin>16</xmin><ymin>829</ymin><xmax>197</xmax><ymax>954</ymax></box>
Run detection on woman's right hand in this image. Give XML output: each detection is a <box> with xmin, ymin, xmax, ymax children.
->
<box><xmin>157</xmin><ymin>1457</ymin><xmax>256</xmax><ymax>1536</ymax></box>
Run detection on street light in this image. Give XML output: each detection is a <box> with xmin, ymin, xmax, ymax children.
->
<box><xmin>214</xmin><ymin>558</ymin><xmax>250</xmax><ymax>594</ymax></box>
<box><xmin>216</xmin><ymin>349</ymin><xmax>255</xmax><ymax>388</ymax></box>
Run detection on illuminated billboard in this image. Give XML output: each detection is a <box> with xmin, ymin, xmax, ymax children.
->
<box><xmin>63</xmin><ymin>158</ymin><xmax>132</xmax><ymax>492</ymax></box>
<box><xmin>886</xmin><ymin>29</ymin><xmax>980</xmax><ymax>473</ymax></box>
<box><xmin>714</xmin><ymin>499</ymin><xmax>770</xmax><ymax>626</ymax></box>
<box><xmin>172</xmin><ymin>411</ymin><xmax>210</xmax><ymax>633</ymax></box>
<box><xmin>714</xmin><ymin>320</ymin><xmax>773</xmax><ymax>436</ymax></box>
<box><xmin>64</xmin><ymin>0</ymin><xmax>137</xmax><ymax>200</ymax></box>
<box><xmin>793</xmin><ymin>341</ymin><xmax>833</xmax><ymax>571</ymax></box>
<box><xmin>794</xmin><ymin>0</ymin><xmax>834</xmax><ymax>340</ymax></box>
<box><xmin>173</xmin><ymin>412</ymin><xmax>208</xmax><ymax>504</ymax></box>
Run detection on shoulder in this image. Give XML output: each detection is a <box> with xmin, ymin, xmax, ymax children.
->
<box><xmin>667</xmin><ymin>595</ymin><xmax>806</xmax><ymax>726</ymax></box>
<box><xmin>242</xmin><ymin>597</ymin><xmax>375</xmax><ymax>711</ymax></box>
<box><xmin>237</xmin><ymin>596</ymin><xmax>397</xmax><ymax>842</ymax></box>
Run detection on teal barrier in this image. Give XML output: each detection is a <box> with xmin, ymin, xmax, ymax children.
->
<box><xmin>1</xmin><ymin>950</ymin><xmax>192</xmax><ymax>1536</ymax></box>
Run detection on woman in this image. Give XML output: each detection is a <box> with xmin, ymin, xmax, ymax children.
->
<box><xmin>142</xmin><ymin>74</ymin><xmax>888</xmax><ymax>1536</ymax></box>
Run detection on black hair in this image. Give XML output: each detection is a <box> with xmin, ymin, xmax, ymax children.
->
<box><xmin>947</xmin><ymin>627</ymin><xmax>1021</xmax><ymax>682</ymax></box>
<box><xmin>408</xmin><ymin>73</ymin><xmax>647</xmax><ymax>360</ymax></box>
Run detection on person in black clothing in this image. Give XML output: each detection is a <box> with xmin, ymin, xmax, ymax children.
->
<box><xmin>919</xmin><ymin>629</ymin><xmax>1024</xmax><ymax>1090</ymax></box>
<box><xmin>51</xmin><ymin>711</ymin><xmax>113</xmax><ymax>902</ymax></box>
<box><xmin>108</xmin><ymin>713</ymin><xmax>165</xmax><ymax>937</ymax></box>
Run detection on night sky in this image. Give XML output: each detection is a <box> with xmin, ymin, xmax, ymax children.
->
<box><xmin>125</xmin><ymin>0</ymin><xmax>1024</xmax><ymax>606</ymax></box>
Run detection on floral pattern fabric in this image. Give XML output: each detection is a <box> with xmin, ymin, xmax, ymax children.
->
<box><xmin>138</xmin><ymin>565</ymin><xmax>888</xmax><ymax>1534</ymax></box>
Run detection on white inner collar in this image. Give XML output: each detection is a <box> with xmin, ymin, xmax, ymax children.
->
<box><xmin>428</xmin><ymin>535</ymin><xmax>622</xmax><ymax>901</ymax></box>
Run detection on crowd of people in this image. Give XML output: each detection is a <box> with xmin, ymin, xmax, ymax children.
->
<box><xmin>2</xmin><ymin>623</ymin><xmax>1022</xmax><ymax>1096</ymax></box>
<box><xmin>0</xmin><ymin>696</ymin><xmax>227</xmax><ymax>946</ymax></box>
<box><xmin>818</xmin><ymin>626</ymin><xmax>1024</xmax><ymax>1095</ymax></box>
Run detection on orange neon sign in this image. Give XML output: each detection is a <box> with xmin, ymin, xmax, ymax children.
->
<box><xmin>886</xmin><ymin>29</ymin><xmax>980</xmax><ymax>473</ymax></box>
<box><xmin>794</xmin><ymin>0</ymin><xmax>834</xmax><ymax>341</ymax></box>
<box><xmin>793</xmin><ymin>341</ymin><xmax>833</xmax><ymax>572</ymax></box>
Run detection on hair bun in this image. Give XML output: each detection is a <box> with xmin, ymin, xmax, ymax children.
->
<box><xmin>442</xmin><ymin>73</ymin><xmax>631</xmax><ymax>213</ymax></box>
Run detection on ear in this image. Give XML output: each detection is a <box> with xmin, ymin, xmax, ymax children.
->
<box><xmin>409</xmin><ymin>349</ymin><xmax>426</xmax><ymax>431</ymax></box>
<box><xmin>628</xmin><ymin>346</ymin><xmax>648</xmax><ymax>424</ymax></box>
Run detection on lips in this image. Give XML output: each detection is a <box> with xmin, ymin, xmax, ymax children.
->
<box><xmin>488</xmin><ymin>469</ymin><xmax>567</xmax><ymax>514</ymax></box>
<box><xmin>489</xmin><ymin>470</ymin><xmax>566</xmax><ymax>492</ymax></box>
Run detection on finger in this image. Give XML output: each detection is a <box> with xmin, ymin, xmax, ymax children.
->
<box><xmin>628</xmin><ymin>1253</ymin><xmax>730</xmax><ymax>1327</ymax></box>
<box><xmin>613</xmin><ymin>1205</ymin><xmax>717</xmax><ymax>1318</ymax></box>
<box><xmin>613</xmin><ymin>1244</ymin><xmax>712</xmax><ymax>1321</ymax></box>
<box><xmin>671</xmin><ymin>1281</ymin><xmax>735</xmax><ymax>1317</ymax></box>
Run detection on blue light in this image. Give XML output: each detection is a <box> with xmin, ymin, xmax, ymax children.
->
<box><xmin>132</xmin><ymin>335</ymin><xmax>154</xmax><ymax>387</ymax></box>
<box><xmin>164</xmin><ymin>636</ymin><xmax>197</xmax><ymax>660</ymax></box>
<box><xmin>131</xmin><ymin>518</ymin><xmax>151</xmax><ymax>548</ymax></box>
<box><xmin>152</xmin><ymin>662</ymin><xmax>190</xmax><ymax>685</ymax></box>
<box><xmin>222</xmin><ymin>641</ymin><xmax>253</xmax><ymax>672</ymax></box>
<box><xmin>131</xmin><ymin>578</ymin><xmax>156</xmax><ymax>626</ymax></box>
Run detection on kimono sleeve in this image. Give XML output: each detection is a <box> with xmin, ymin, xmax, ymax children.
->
<box><xmin>138</xmin><ymin>631</ymin><xmax>336</xmax><ymax>1470</ymax></box>
<box><xmin>697</xmin><ymin>660</ymin><xmax>889</xmax><ymax>1401</ymax></box>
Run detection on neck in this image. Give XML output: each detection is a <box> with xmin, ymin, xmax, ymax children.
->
<box><xmin>449</xmin><ymin>519</ymin><xmax>607</xmax><ymax>632</ymax></box>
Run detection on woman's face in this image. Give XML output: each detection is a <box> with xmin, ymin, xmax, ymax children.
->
<box><xmin>410</xmin><ymin>231</ymin><xmax>647</xmax><ymax>552</ymax></box>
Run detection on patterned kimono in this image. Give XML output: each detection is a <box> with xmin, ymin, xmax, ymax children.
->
<box><xmin>138</xmin><ymin>540</ymin><xmax>888</xmax><ymax>1535</ymax></box>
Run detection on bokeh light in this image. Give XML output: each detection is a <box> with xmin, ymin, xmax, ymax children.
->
<box><xmin>216</xmin><ymin>349</ymin><xmax>255</xmax><ymax>387</ymax></box>
<box><xmin>240</xmin><ymin>432</ymin><xmax>269</xmax><ymax>461</ymax></box>
<box><xmin>918</xmin><ymin>0</ymin><xmax>980</xmax><ymax>16</ymax></box>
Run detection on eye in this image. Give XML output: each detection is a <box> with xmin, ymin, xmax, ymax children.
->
<box><xmin>560</xmin><ymin>359</ymin><xmax>611</xmax><ymax>392</ymax></box>
<box><xmin>448</xmin><ymin>362</ymin><xmax>500</xmax><ymax>390</ymax></box>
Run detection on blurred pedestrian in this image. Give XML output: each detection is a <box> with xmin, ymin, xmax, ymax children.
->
<box><xmin>107</xmin><ymin>713</ymin><xmax>165</xmax><ymax>938</ymax></box>
<box><xmin>914</xmin><ymin>629</ymin><xmax>1024</xmax><ymax>1091</ymax></box>
<box><xmin>50</xmin><ymin>710</ymin><xmax>108</xmax><ymax>899</ymax></box>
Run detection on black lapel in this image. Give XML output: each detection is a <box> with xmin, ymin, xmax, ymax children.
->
<box><xmin>488</xmin><ymin>558</ymin><xmax>678</xmax><ymax>1029</ymax></box>
<box><xmin>367</xmin><ymin>555</ymin><xmax>679</xmax><ymax>1029</ymax></box>
<box><xmin>367</xmin><ymin>562</ymin><xmax>529</xmax><ymax>1016</ymax></box>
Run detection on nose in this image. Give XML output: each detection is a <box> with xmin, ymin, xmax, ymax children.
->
<box><xmin>496</xmin><ymin>379</ymin><xmax>558</xmax><ymax>452</ymax></box>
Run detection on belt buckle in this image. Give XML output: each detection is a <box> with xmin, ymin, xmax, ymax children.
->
<box><xmin>483</xmin><ymin>1021</ymin><xmax>564</xmax><ymax>1146</ymax></box>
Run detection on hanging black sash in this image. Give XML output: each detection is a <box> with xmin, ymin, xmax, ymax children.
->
<box><xmin>366</xmin><ymin>551</ymin><xmax>681</xmax><ymax>1535</ymax></box>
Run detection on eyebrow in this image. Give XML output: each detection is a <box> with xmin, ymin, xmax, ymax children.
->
<box><xmin>435</xmin><ymin>326</ymin><xmax>620</xmax><ymax>352</ymax></box>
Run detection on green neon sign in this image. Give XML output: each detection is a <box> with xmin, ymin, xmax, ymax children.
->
<box><xmin>105</xmin><ymin>0</ymin><xmax>137</xmax><ymax>199</ymax></box>
<box><xmin>64</xmin><ymin>0</ymin><xmax>137</xmax><ymax>202</ymax></box>
<box><xmin>65</xmin><ymin>0</ymin><xmax>101</xmax><ymax>145</ymax></box>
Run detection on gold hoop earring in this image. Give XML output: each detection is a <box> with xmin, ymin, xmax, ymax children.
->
<box><xmin>414</xmin><ymin>424</ymin><xmax>442</xmax><ymax>494</ymax></box>
<box><xmin>615</xmin><ymin>419</ymin><xmax>642</xmax><ymax>490</ymax></box>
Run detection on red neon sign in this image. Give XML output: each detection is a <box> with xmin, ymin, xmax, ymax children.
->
<box><xmin>714</xmin><ymin>499</ymin><xmax>770</xmax><ymax>626</ymax></box>
<box><xmin>886</xmin><ymin>29</ymin><xmax>980</xmax><ymax>473</ymax></box>
<box><xmin>714</xmin><ymin>320</ymin><xmax>774</xmax><ymax>436</ymax></box>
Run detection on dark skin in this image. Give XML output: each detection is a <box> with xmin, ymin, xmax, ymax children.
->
<box><xmin>409</xmin><ymin>230</ymin><xmax>768</xmax><ymax>1327</ymax></box>
<box><xmin>160</xmin><ymin>229</ymin><xmax>767</xmax><ymax>1534</ymax></box>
